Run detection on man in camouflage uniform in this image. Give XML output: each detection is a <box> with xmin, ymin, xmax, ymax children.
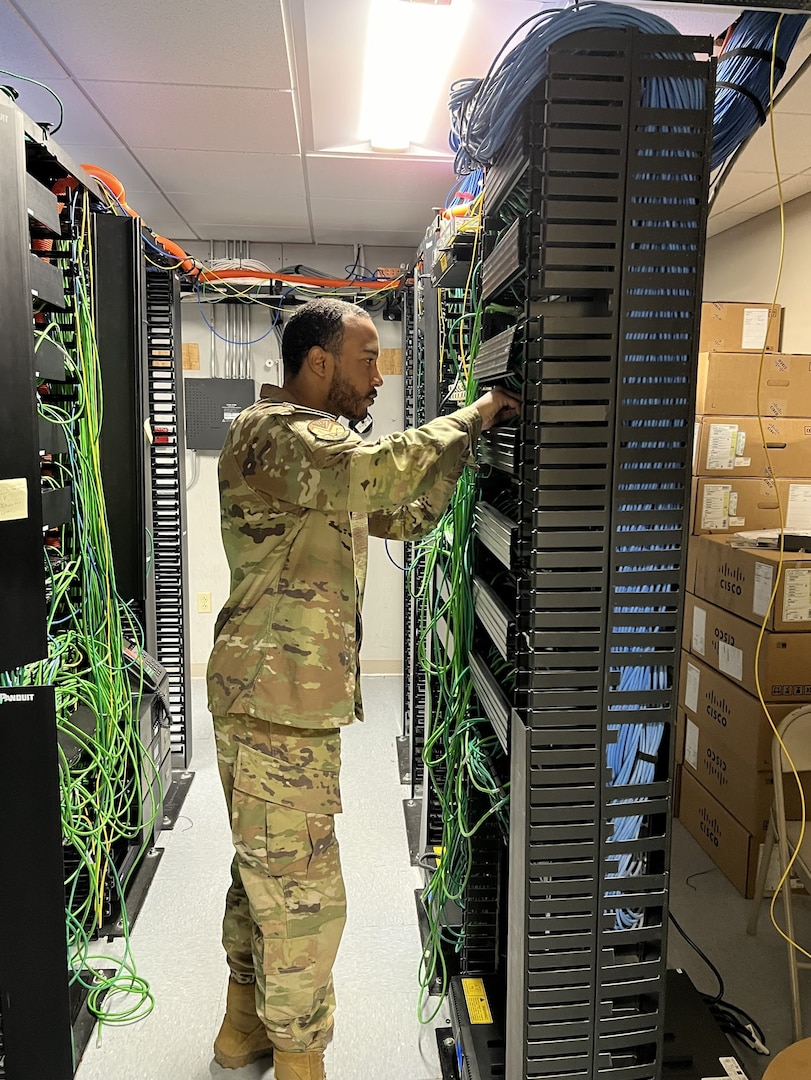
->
<box><xmin>207</xmin><ymin>297</ymin><xmax>518</xmax><ymax>1080</ymax></box>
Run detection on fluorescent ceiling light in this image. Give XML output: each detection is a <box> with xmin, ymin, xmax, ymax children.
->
<box><xmin>359</xmin><ymin>0</ymin><xmax>472</xmax><ymax>152</ymax></box>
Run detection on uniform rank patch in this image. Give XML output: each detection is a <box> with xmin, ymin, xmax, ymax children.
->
<box><xmin>307</xmin><ymin>418</ymin><xmax>348</xmax><ymax>442</ymax></box>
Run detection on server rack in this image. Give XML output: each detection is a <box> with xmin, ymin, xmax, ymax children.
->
<box><xmin>145</xmin><ymin>269</ymin><xmax>193</xmax><ymax>769</ymax></box>
<box><xmin>420</xmin><ymin>265</ymin><xmax>479</xmax><ymax>855</ymax></box>
<box><xmin>405</xmin><ymin>261</ymin><xmax>429</xmax><ymax>795</ymax></box>
<box><xmin>402</xmin><ymin>276</ymin><xmax>420</xmax><ymax>785</ymax></box>
<box><xmin>93</xmin><ymin>213</ymin><xmax>157</xmax><ymax>655</ymax></box>
<box><xmin>0</xmin><ymin>97</ymin><xmax>100</xmax><ymax>1080</ymax></box>
<box><xmin>441</xmin><ymin>29</ymin><xmax>714</xmax><ymax>1080</ymax></box>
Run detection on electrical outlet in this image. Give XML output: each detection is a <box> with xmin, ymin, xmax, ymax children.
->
<box><xmin>197</xmin><ymin>592</ymin><xmax>212</xmax><ymax>614</ymax></box>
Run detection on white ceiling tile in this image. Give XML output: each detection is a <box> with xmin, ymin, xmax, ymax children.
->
<box><xmin>116</xmin><ymin>190</ymin><xmax>197</xmax><ymax>240</ymax></box>
<box><xmin>170</xmin><ymin>192</ymin><xmax>310</xmax><ymax>230</ymax></box>
<box><xmin>0</xmin><ymin>76</ymin><xmax>118</xmax><ymax>144</ymax></box>
<box><xmin>9</xmin><ymin>0</ymin><xmax>290</xmax><ymax>89</ymax></box>
<box><xmin>730</xmin><ymin>112</ymin><xmax>811</xmax><ymax>178</ymax></box>
<box><xmin>195</xmin><ymin>225</ymin><xmax>313</xmax><ymax>243</ymax></box>
<box><xmin>302</xmin><ymin>0</ymin><xmax>729</xmax><ymax>159</ymax></box>
<box><xmin>45</xmin><ymin>80</ymin><xmax>125</xmax><ymax>145</ymax></box>
<box><xmin>0</xmin><ymin>0</ymin><xmax>67</xmax><ymax>80</ymax></box>
<box><xmin>311</xmin><ymin>198</ymin><xmax>432</xmax><ymax>234</ymax></box>
<box><xmin>711</xmin><ymin>171</ymin><xmax>776</xmax><ymax>214</ymax></box>
<box><xmin>133</xmin><ymin>148</ymin><xmax>305</xmax><ymax>199</ymax></box>
<box><xmin>60</xmin><ymin>144</ymin><xmax>158</xmax><ymax>195</ymax></box>
<box><xmin>706</xmin><ymin>210</ymin><xmax>754</xmax><ymax>239</ymax></box>
<box><xmin>80</xmin><ymin>82</ymin><xmax>298</xmax><ymax>154</ymax></box>
<box><xmin>717</xmin><ymin>173</ymin><xmax>811</xmax><ymax>222</ymax></box>
<box><xmin>306</xmin><ymin>155</ymin><xmax>456</xmax><ymax>204</ymax></box>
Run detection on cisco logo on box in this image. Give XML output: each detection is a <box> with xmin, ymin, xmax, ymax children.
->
<box><xmin>0</xmin><ymin>691</ymin><xmax>35</xmax><ymax>704</ymax></box>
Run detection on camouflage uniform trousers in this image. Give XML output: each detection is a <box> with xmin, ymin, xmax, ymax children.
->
<box><xmin>212</xmin><ymin>711</ymin><xmax>346</xmax><ymax>1053</ymax></box>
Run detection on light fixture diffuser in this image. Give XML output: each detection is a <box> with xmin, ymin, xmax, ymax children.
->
<box><xmin>359</xmin><ymin>0</ymin><xmax>471</xmax><ymax>152</ymax></box>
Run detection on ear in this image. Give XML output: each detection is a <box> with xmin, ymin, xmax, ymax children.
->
<box><xmin>305</xmin><ymin>345</ymin><xmax>330</xmax><ymax>380</ymax></box>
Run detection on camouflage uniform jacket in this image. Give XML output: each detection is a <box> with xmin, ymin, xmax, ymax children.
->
<box><xmin>207</xmin><ymin>384</ymin><xmax>482</xmax><ymax>730</ymax></box>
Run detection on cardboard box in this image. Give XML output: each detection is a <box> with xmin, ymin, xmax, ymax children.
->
<box><xmin>693</xmin><ymin>535</ymin><xmax>811</xmax><ymax>631</ymax></box>
<box><xmin>677</xmin><ymin>651</ymin><xmax>796</xmax><ymax>772</ymax></box>
<box><xmin>695</xmin><ymin>351</ymin><xmax>811</xmax><ymax>417</ymax></box>
<box><xmin>679</xmin><ymin>769</ymin><xmax>760</xmax><ymax>897</ymax></box>
<box><xmin>683</xmin><ymin>718</ymin><xmax>811</xmax><ymax>837</ymax></box>
<box><xmin>699</xmin><ymin>302</ymin><xmax>782</xmax><ymax>354</ymax></box>
<box><xmin>692</xmin><ymin>478</ymin><xmax>811</xmax><ymax>536</ymax></box>
<box><xmin>682</xmin><ymin>594</ymin><xmax>811</xmax><ymax>700</ymax></box>
<box><xmin>694</xmin><ymin>416</ymin><xmax>811</xmax><ymax>478</ymax></box>
<box><xmin>682</xmin><ymin>718</ymin><xmax>772</xmax><ymax>836</ymax></box>
<box><xmin>679</xmin><ymin>771</ymin><xmax>809</xmax><ymax>898</ymax></box>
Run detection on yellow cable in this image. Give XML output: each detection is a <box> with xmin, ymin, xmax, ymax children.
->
<box><xmin>144</xmin><ymin>251</ymin><xmax>186</xmax><ymax>272</ymax></box>
<box><xmin>750</xmin><ymin>14</ymin><xmax>810</xmax><ymax>962</ymax></box>
<box><xmin>458</xmin><ymin>217</ymin><xmax>482</xmax><ymax>376</ymax></box>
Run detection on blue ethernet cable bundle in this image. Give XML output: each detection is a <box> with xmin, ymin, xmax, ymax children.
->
<box><xmin>448</xmin><ymin>2</ymin><xmax>808</xmax><ymax>178</ymax></box>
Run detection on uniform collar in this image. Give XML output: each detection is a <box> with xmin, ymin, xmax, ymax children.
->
<box><xmin>259</xmin><ymin>384</ymin><xmax>339</xmax><ymax>420</ymax></box>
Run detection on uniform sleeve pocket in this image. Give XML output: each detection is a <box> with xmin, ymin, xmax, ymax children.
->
<box><xmin>231</xmin><ymin>742</ymin><xmax>341</xmax><ymax>877</ymax></box>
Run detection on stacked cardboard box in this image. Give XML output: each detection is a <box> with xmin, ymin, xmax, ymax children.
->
<box><xmin>691</xmin><ymin>305</ymin><xmax>811</xmax><ymax>536</ymax></box>
<box><xmin>676</xmin><ymin>303</ymin><xmax>811</xmax><ymax>895</ymax></box>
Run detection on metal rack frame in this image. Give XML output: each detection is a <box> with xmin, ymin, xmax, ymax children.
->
<box><xmin>455</xmin><ymin>29</ymin><xmax>714</xmax><ymax>1080</ymax></box>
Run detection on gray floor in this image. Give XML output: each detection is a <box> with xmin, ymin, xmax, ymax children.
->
<box><xmin>73</xmin><ymin>677</ymin><xmax>810</xmax><ymax>1080</ymax></box>
<box><xmin>668</xmin><ymin>818</ymin><xmax>811</xmax><ymax>1079</ymax></box>
<box><xmin>74</xmin><ymin>677</ymin><xmax>444</xmax><ymax>1080</ymax></box>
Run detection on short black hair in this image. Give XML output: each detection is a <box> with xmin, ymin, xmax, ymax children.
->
<box><xmin>282</xmin><ymin>299</ymin><xmax>371</xmax><ymax>378</ymax></box>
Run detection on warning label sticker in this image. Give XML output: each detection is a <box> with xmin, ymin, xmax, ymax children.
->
<box><xmin>462</xmin><ymin>978</ymin><xmax>493</xmax><ymax>1025</ymax></box>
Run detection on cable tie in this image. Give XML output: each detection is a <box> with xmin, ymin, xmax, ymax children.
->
<box><xmin>720</xmin><ymin>46</ymin><xmax>787</xmax><ymax>74</ymax></box>
<box><xmin>715</xmin><ymin>80</ymin><xmax>767</xmax><ymax>125</ymax></box>
<box><xmin>636</xmin><ymin>751</ymin><xmax>658</xmax><ymax>764</ymax></box>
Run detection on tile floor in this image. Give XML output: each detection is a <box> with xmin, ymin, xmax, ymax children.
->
<box><xmin>74</xmin><ymin>677</ymin><xmax>445</xmax><ymax>1080</ymax></box>
<box><xmin>73</xmin><ymin>677</ymin><xmax>811</xmax><ymax>1080</ymax></box>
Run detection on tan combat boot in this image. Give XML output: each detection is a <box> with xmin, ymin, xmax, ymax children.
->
<box><xmin>213</xmin><ymin>978</ymin><xmax>274</xmax><ymax>1070</ymax></box>
<box><xmin>273</xmin><ymin>1049</ymin><xmax>327</xmax><ymax>1080</ymax></box>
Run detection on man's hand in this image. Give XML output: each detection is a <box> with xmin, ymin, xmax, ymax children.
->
<box><xmin>471</xmin><ymin>388</ymin><xmax>521</xmax><ymax>431</ymax></box>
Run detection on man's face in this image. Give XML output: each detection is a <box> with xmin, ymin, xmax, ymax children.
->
<box><xmin>324</xmin><ymin>315</ymin><xmax>383</xmax><ymax>421</ymax></box>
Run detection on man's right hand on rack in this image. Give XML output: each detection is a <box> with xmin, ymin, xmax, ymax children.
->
<box><xmin>471</xmin><ymin>389</ymin><xmax>521</xmax><ymax>431</ymax></box>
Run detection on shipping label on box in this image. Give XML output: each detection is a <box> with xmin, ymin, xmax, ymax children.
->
<box><xmin>695</xmin><ymin>351</ymin><xmax>811</xmax><ymax>417</ymax></box>
<box><xmin>692</xmin><ymin>478</ymin><xmax>811</xmax><ymax>536</ymax></box>
<box><xmin>699</xmin><ymin>302</ymin><xmax>782</xmax><ymax>354</ymax></box>
<box><xmin>693</xmin><ymin>535</ymin><xmax>811</xmax><ymax>631</ymax></box>
<box><xmin>683</xmin><ymin>594</ymin><xmax>811</xmax><ymax>699</ymax></box>
<box><xmin>695</xmin><ymin>417</ymin><xmax>811</xmax><ymax>478</ymax></box>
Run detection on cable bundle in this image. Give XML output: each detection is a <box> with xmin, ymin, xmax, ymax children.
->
<box><xmin>3</xmin><ymin>187</ymin><xmax>156</xmax><ymax>1035</ymax></box>
<box><xmin>448</xmin><ymin>4</ymin><xmax>808</xmax><ymax>177</ymax></box>
<box><xmin>711</xmin><ymin>12</ymin><xmax>808</xmax><ymax>170</ymax></box>
<box><xmin>448</xmin><ymin>1</ymin><xmax>701</xmax><ymax>175</ymax></box>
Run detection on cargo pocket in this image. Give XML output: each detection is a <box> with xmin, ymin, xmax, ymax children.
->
<box><xmin>231</xmin><ymin>741</ymin><xmax>341</xmax><ymax>880</ymax></box>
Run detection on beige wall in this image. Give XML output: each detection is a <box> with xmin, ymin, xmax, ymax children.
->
<box><xmin>704</xmin><ymin>191</ymin><xmax>811</xmax><ymax>353</ymax></box>
<box><xmin>179</xmin><ymin>242</ymin><xmax>411</xmax><ymax>677</ymax></box>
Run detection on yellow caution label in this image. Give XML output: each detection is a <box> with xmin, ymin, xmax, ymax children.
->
<box><xmin>462</xmin><ymin>978</ymin><xmax>493</xmax><ymax>1025</ymax></box>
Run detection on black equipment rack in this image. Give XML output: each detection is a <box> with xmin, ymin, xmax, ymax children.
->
<box><xmin>402</xmin><ymin>276</ymin><xmax>423</xmax><ymax>792</ymax></box>
<box><xmin>145</xmin><ymin>269</ymin><xmax>193</xmax><ymax>768</ymax></box>
<box><xmin>0</xmin><ymin>98</ymin><xmax>104</xmax><ymax>1080</ymax></box>
<box><xmin>448</xmin><ymin>28</ymin><xmax>714</xmax><ymax>1080</ymax></box>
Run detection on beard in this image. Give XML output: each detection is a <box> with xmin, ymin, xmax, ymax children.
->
<box><xmin>325</xmin><ymin>370</ymin><xmax>370</xmax><ymax>421</ymax></box>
